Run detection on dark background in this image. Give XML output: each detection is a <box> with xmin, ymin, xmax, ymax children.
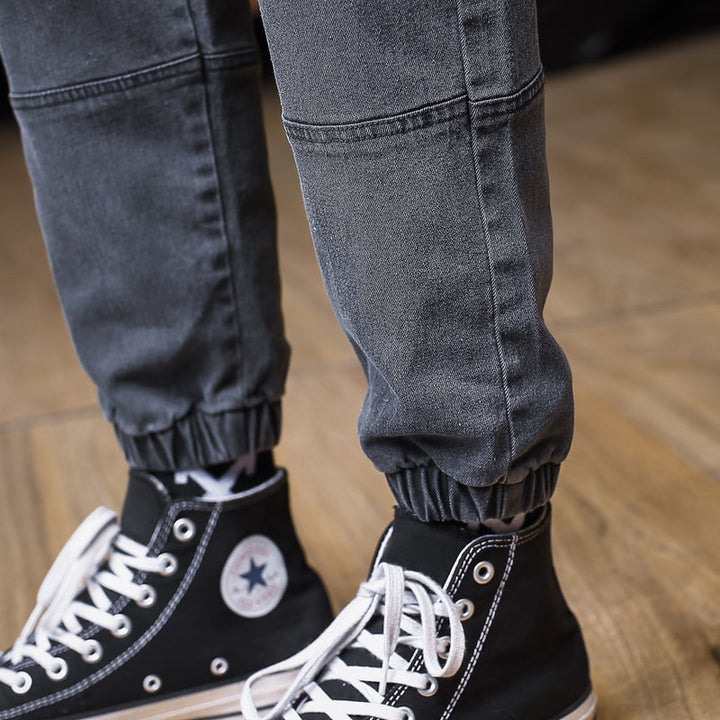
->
<box><xmin>1</xmin><ymin>0</ymin><xmax>718</xmax><ymax>122</ymax></box>
<box><xmin>535</xmin><ymin>0</ymin><xmax>719</xmax><ymax>70</ymax></box>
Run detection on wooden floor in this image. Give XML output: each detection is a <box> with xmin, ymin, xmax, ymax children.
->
<box><xmin>0</xmin><ymin>33</ymin><xmax>718</xmax><ymax>720</ymax></box>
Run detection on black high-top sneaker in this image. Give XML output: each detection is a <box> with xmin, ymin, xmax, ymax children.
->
<box><xmin>0</xmin><ymin>468</ymin><xmax>332</xmax><ymax>720</ymax></box>
<box><xmin>240</xmin><ymin>505</ymin><xmax>596</xmax><ymax>720</ymax></box>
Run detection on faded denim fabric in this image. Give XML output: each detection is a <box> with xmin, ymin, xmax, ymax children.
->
<box><xmin>0</xmin><ymin>0</ymin><xmax>288</xmax><ymax>468</ymax></box>
<box><xmin>0</xmin><ymin>0</ymin><xmax>573</xmax><ymax>521</ymax></box>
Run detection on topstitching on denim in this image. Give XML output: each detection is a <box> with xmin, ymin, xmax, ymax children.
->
<box><xmin>8</xmin><ymin>46</ymin><xmax>258</xmax><ymax>109</ymax></box>
<box><xmin>181</xmin><ymin>0</ymin><xmax>249</xmax><ymax>420</ymax></box>
<box><xmin>281</xmin><ymin>67</ymin><xmax>544</xmax><ymax>145</ymax></box>
<box><xmin>469</xmin><ymin>68</ymin><xmax>544</xmax><ymax>118</ymax></box>
<box><xmin>282</xmin><ymin>93</ymin><xmax>469</xmax><ymax>143</ymax></box>
<box><xmin>452</xmin><ymin>0</ymin><xmax>544</xmax><ymax>481</ymax></box>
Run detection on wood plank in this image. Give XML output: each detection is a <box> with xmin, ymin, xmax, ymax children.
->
<box><xmin>545</xmin><ymin>34</ymin><xmax>720</xmax><ymax>326</ymax></box>
<box><xmin>554</xmin><ymin>381</ymin><xmax>720</xmax><ymax>720</ymax></box>
<box><xmin>0</xmin><ymin>413</ymin><xmax>124</xmax><ymax>646</ymax></box>
<box><xmin>558</xmin><ymin>301</ymin><xmax>720</xmax><ymax>480</ymax></box>
<box><xmin>278</xmin><ymin>366</ymin><xmax>395</xmax><ymax>610</ymax></box>
<box><xmin>0</xmin><ymin>126</ymin><xmax>97</xmax><ymax>423</ymax></box>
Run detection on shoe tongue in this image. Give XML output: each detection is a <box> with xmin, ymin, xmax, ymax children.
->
<box><xmin>374</xmin><ymin>507</ymin><xmax>477</xmax><ymax>585</ymax></box>
<box><xmin>120</xmin><ymin>471</ymin><xmax>171</xmax><ymax>545</ymax></box>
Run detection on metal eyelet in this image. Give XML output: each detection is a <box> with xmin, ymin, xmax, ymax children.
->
<box><xmin>11</xmin><ymin>672</ymin><xmax>32</xmax><ymax>695</ymax></box>
<box><xmin>136</xmin><ymin>584</ymin><xmax>157</xmax><ymax>608</ymax></box>
<box><xmin>473</xmin><ymin>561</ymin><xmax>495</xmax><ymax>585</ymax></box>
<box><xmin>82</xmin><ymin>639</ymin><xmax>103</xmax><ymax>664</ymax></box>
<box><xmin>437</xmin><ymin>636</ymin><xmax>451</xmax><ymax>659</ymax></box>
<box><xmin>173</xmin><ymin>518</ymin><xmax>195</xmax><ymax>542</ymax></box>
<box><xmin>399</xmin><ymin>707</ymin><xmax>415</xmax><ymax>720</ymax></box>
<box><xmin>417</xmin><ymin>675</ymin><xmax>438</xmax><ymax>697</ymax></box>
<box><xmin>111</xmin><ymin>614</ymin><xmax>132</xmax><ymax>638</ymax></box>
<box><xmin>456</xmin><ymin>598</ymin><xmax>474</xmax><ymax>621</ymax></box>
<box><xmin>157</xmin><ymin>553</ymin><xmax>178</xmax><ymax>576</ymax></box>
<box><xmin>143</xmin><ymin>674</ymin><xmax>162</xmax><ymax>693</ymax></box>
<box><xmin>210</xmin><ymin>657</ymin><xmax>229</xmax><ymax>676</ymax></box>
<box><xmin>47</xmin><ymin>658</ymin><xmax>68</xmax><ymax>681</ymax></box>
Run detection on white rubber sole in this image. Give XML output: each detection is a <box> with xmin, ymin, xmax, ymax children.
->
<box><xmin>560</xmin><ymin>691</ymin><xmax>598</xmax><ymax>720</ymax></box>
<box><xmin>73</xmin><ymin>677</ymin><xmax>596</xmax><ymax>720</ymax></box>
<box><xmin>80</xmin><ymin>670</ymin><xmax>296</xmax><ymax>720</ymax></box>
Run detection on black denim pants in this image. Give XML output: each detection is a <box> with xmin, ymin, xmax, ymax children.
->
<box><xmin>0</xmin><ymin>0</ymin><xmax>573</xmax><ymax>522</ymax></box>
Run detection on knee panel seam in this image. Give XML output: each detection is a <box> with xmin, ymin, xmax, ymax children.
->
<box><xmin>9</xmin><ymin>46</ymin><xmax>258</xmax><ymax>109</ymax></box>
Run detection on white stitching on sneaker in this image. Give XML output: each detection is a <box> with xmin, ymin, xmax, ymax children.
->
<box><xmin>5</xmin><ymin>499</ymin><xmax>209</xmax><ymax>676</ymax></box>
<box><xmin>0</xmin><ymin>508</ymin><xmax>172</xmax><ymax>690</ymax></box>
<box><xmin>0</xmin><ymin>505</ymin><xmax>221</xmax><ymax>719</ymax></box>
<box><xmin>384</xmin><ymin>523</ymin><xmax>544</xmax><ymax>711</ymax></box>
<box><xmin>384</xmin><ymin>536</ymin><xmax>511</xmax><ymax>710</ymax></box>
<box><xmin>439</xmin><ymin>535</ymin><xmax>517</xmax><ymax>720</ymax></box>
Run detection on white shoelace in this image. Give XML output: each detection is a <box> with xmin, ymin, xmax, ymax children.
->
<box><xmin>0</xmin><ymin>507</ymin><xmax>176</xmax><ymax>695</ymax></box>
<box><xmin>241</xmin><ymin>562</ymin><xmax>466</xmax><ymax>720</ymax></box>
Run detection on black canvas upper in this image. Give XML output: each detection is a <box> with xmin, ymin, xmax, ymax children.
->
<box><xmin>297</xmin><ymin>505</ymin><xmax>592</xmax><ymax>720</ymax></box>
<box><xmin>0</xmin><ymin>469</ymin><xmax>332</xmax><ymax>720</ymax></box>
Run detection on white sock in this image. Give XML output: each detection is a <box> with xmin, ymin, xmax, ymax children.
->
<box><xmin>465</xmin><ymin>512</ymin><xmax>527</xmax><ymax>534</ymax></box>
<box><xmin>173</xmin><ymin>453</ymin><xmax>258</xmax><ymax>499</ymax></box>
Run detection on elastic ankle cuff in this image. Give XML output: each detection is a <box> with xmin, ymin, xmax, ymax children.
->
<box><xmin>386</xmin><ymin>462</ymin><xmax>559</xmax><ymax>523</ymax></box>
<box><xmin>115</xmin><ymin>400</ymin><xmax>281</xmax><ymax>471</ymax></box>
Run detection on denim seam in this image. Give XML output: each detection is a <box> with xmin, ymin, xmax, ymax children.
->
<box><xmin>203</xmin><ymin>47</ymin><xmax>260</xmax><ymax>72</ymax></box>
<box><xmin>468</xmin><ymin>68</ymin><xmax>544</xmax><ymax>119</ymax></box>
<box><xmin>281</xmin><ymin>69</ymin><xmax>544</xmax><ymax>145</ymax></box>
<box><xmin>8</xmin><ymin>47</ymin><xmax>258</xmax><ymax>109</ymax></box>
<box><xmin>282</xmin><ymin>94</ymin><xmax>468</xmax><ymax>143</ymax></box>
<box><xmin>453</xmin><ymin>0</ymin><xmax>517</xmax><ymax>480</ymax></box>
<box><xmin>181</xmin><ymin>0</ymin><xmax>247</xmax><ymax>399</ymax></box>
<box><xmin>502</xmin><ymin>109</ymin><xmax>543</xmax><ymax>484</ymax></box>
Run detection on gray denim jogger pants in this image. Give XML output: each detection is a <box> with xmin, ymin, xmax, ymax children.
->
<box><xmin>0</xmin><ymin>0</ymin><xmax>573</xmax><ymax>522</ymax></box>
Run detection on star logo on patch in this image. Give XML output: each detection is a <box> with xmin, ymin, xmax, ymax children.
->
<box><xmin>220</xmin><ymin>535</ymin><xmax>288</xmax><ymax>618</ymax></box>
<box><xmin>241</xmin><ymin>558</ymin><xmax>268</xmax><ymax>593</ymax></box>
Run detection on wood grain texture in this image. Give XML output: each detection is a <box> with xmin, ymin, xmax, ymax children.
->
<box><xmin>0</xmin><ymin>412</ymin><xmax>124</xmax><ymax>637</ymax></box>
<box><xmin>559</xmin><ymin>302</ymin><xmax>720</xmax><ymax>481</ymax></box>
<box><xmin>0</xmin><ymin>127</ymin><xmax>98</xmax><ymax>424</ymax></box>
<box><xmin>545</xmin><ymin>34</ymin><xmax>720</xmax><ymax>327</ymax></box>
<box><xmin>0</xmin><ymin>32</ymin><xmax>718</xmax><ymax>720</ymax></box>
<box><xmin>555</xmin><ymin>383</ymin><xmax>719</xmax><ymax>720</ymax></box>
